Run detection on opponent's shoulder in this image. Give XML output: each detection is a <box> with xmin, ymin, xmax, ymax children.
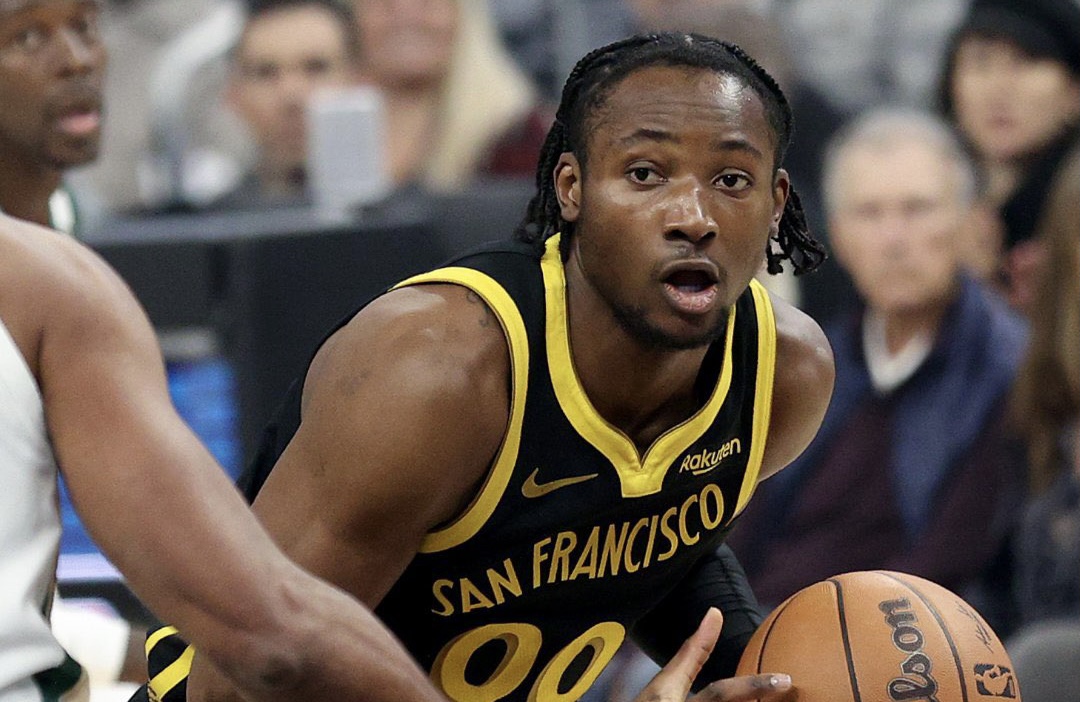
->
<box><xmin>0</xmin><ymin>216</ymin><xmax>148</xmax><ymax>366</ymax></box>
<box><xmin>761</xmin><ymin>292</ymin><xmax>835</xmax><ymax>479</ymax></box>
<box><xmin>1</xmin><ymin>215</ymin><xmax>139</xmax><ymax>312</ymax></box>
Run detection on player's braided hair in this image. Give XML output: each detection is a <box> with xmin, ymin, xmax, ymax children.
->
<box><xmin>514</xmin><ymin>32</ymin><xmax>826</xmax><ymax>275</ymax></box>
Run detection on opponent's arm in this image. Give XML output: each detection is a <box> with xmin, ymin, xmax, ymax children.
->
<box><xmin>188</xmin><ymin>283</ymin><xmax>513</xmax><ymax>699</ymax></box>
<box><xmin>33</xmin><ymin>232</ymin><xmax>446</xmax><ymax>702</ymax></box>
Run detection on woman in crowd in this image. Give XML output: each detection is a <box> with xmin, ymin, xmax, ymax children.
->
<box><xmin>351</xmin><ymin>0</ymin><xmax>551</xmax><ymax>192</ymax></box>
<box><xmin>1007</xmin><ymin>140</ymin><xmax>1080</xmax><ymax>627</ymax></box>
<box><xmin>937</xmin><ymin>0</ymin><xmax>1080</xmax><ymax>312</ymax></box>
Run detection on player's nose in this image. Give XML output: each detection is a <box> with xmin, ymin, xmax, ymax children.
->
<box><xmin>663</xmin><ymin>181</ymin><xmax>717</xmax><ymax>244</ymax></box>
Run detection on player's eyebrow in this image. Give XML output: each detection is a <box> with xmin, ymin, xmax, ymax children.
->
<box><xmin>619</xmin><ymin>128</ymin><xmax>679</xmax><ymax>146</ymax></box>
<box><xmin>619</xmin><ymin>129</ymin><xmax>765</xmax><ymax>160</ymax></box>
<box><xmin>709</xmin><ymin>137</ymin><xmax>765</xmax><ymax>160</ymax></box>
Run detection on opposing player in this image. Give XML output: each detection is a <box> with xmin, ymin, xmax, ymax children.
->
<box><xmin>157</xmin><ymin>33</ymin><xmax>835</xmax><ymax>702</ymax></box>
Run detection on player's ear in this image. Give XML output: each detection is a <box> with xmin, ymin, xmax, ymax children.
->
<box><xmin>554</xmin><ymin>152</ymin><xmax>582</xmax><ymax>223</ymax></box>
<box><xmin>771</xmin><ymin>168</ymin><xmax>790</xmax><ymax>238</ymax></box>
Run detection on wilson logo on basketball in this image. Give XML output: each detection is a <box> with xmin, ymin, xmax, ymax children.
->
<box><xmin>973</xmin><ymin>664</ymin><xmax>1017</xmax><ymax>698</ymax></box>
<box><xmin>879</xmin><ymin>598</ymin><xmax>941</xmax><ymax>702</ymax></box>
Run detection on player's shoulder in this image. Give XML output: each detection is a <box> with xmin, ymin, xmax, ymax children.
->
<box><xmin>0</xmin><ymin>214</ymin><xmax>130</xmax><ymax>306</ymax></box>
<box><xmin>768</xmin><ymin>291</ymin><xmax>833</xmax><ymax>390</ymax></box>
<box><xmin>0</xmin><ymin>215</ymin><xmax>151</xmax><ymax>356</ymax></box>
<box><xmin>305</xmin><ymin>282</ymin><xmax>512</xmax><ymax>406</ymax></box>
<box><xmin>758</xmin><ymin>290</ymin><xmax>835</xmax><ymax>479</ymax></box>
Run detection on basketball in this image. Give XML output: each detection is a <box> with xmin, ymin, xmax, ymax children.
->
<box><xmin>736</xmin><ymin>570</ymin><xmax>1021</xmax><ymax>702</ymax></box>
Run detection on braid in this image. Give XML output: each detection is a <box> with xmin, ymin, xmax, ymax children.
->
<box><xmin>515</xmin><ymin>36</ymin><xmax>660</xmax><ymax>256</ymax></box>
<box><xmin>514</xmin><ymin>31</ymin><xmax>826</xmax><ymax>274</ymax></box>
<box><xmin>768</xmin><ymin>188</ymin><xmax>827</xmax><ymax>275</ymax></box>
<box><xmin>720</xmin><ymin>42</ymin><xmax>824</xmax><ymax>275</ymax></box>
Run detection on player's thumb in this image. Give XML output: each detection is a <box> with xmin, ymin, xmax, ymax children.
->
<box><xmin>635</xmin><ymin>607</ymin><xmax>723</xmax><ymax>701</ymax></box>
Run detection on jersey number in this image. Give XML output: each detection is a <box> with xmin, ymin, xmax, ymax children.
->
<box><xmin>431</xmin><ymin>621</ymin><xmax>626</xmax><ymax>701</ymax></box>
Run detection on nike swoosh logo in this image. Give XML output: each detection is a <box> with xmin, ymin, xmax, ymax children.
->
<box><xmin>521</xmin><ymin>468</ymin><xmax>599</xmax><ymax>498</ymax></box>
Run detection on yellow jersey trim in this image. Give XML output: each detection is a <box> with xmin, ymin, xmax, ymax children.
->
<box><xmin>733</xmin><ymin>280</ymin><xmax>776</xmax><ymax>517</ymax></box>
<box><xmin>541</xmin><ymin>235</ymin><xmax>736</xmax><ymax>498</ymax></box>
<box><xmin>389</xmin><ymin>268</ymin><xmax>530</xmax><ymax>553</ymax></box>
<box><xmin>148</xmin><ymin>645</ymin><xmax>194</xmax><ymax>699</ymax></box>
<box><xmin>144</xmin><ymin>626</ymin><xmax>179</xmax><ymax>657</ymax></box>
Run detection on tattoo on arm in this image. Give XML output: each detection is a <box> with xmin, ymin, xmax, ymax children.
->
<box><xmin>466</xmin><ymin>290</ymin><xmax>496</xmax><ymax>329</ymax></box>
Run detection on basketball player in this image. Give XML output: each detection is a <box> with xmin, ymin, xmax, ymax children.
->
<box><xmin>151</xmin><ymin>33</ymin><xmax>835</xmax><ymax>702</ymax></box>
<box><xmin>0</xmin><ymin>0</ymin><xmax>103</xmax><ymax>232</ymax></box>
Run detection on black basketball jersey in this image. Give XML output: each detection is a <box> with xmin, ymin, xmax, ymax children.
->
<box><xmin>138</xmin><ymin>234</ymin><xmax>776</xmax><ymax>702</ymax></box>
<box><xmin>375</xmin><ymin>234</ymin><xmax>777</xmax><ymax>701</ymax></box>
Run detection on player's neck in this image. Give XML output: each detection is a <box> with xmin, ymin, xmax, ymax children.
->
<box><xmin>566</xmin><ymin>278</ymin><xmax>710</xmax><ymax>450</ymax></box>
<box><xmin>0</xmin><ymin>158</ymin><xmax>62</xmax><ymax>228</ymax></box>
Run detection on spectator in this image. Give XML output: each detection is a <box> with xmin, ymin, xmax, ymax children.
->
<box><xmin>350</xmin><ymin>0</ymin><xmax>551</xmax><ymax>191</ymax></box>
<box><xmin>727</xmin><ymin>108</ymin><xmax>1028</xmax><ymax>609</ymax></box>
<box><xmin>938</xmin><ymin>0</ymin><xmax>1080</xmax><ymax>311</ymax></box>
<box><xmin>212</xmin><ymin>0</ymin><xmax>360</xmax><ymax>210</ymax></box>
<box><xmin>1002</xmin><ymin>140</ymin><xmax>1080</xmax><ymax>629</ymax></box>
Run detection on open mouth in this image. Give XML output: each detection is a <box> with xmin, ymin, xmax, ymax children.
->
<box><xmin>56</xmin><ymin>110</ymin><xmax>101</xmax><ymax>137</ymax></box>
<box><xmin>662</xmin><ymin>267</ymin><xmax>719</xmax><ymax>314</ymax></box>
<box><xmin>50</xmin><ymin>88</ymin><xmax>102</xmax><ymax>138</ymax></box>
<box><xmin>665</xmin><ymin>269</ymin><xmax>714</xmax><ymax>293</ymax></box>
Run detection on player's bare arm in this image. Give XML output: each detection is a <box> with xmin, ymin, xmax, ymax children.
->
<box><xmin>250</xmin><ymin>283</ymin><xmax>511</xmax><ymax>601</ymax></box>
<box><xmin>189</xmin><ymin>282</ymin><xmax>512</xmax><ymax>699</ymax></box>
<box><xmin>758</xmin><ymin>292</ymin><xmax>834</xmax><ymax>481</ymax></box>
<box><xmin>0</xmin><ymin>218</ymin><xmax>444</xmax><ymax>702</ymax></box>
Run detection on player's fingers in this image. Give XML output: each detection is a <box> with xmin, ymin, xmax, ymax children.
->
<box><xmin>635</xmin><ymin>607</ymin><xmax>723</xmax><ymax>702</ymax></box>
<box><xmin>689</xmin><ymin>673</ymin><xmax>793</xmax><ymax>702</ymax></box>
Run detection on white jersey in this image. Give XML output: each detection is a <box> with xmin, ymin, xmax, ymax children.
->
<box><xmin>0</xmin><ymin>318</ymin><xmax>88</xmax><ymax>701</ymax></box>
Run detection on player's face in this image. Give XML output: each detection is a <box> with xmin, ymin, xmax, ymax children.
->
<box><xmin>829</xmin><ymin>139</ymin><xmax>964</xmax><ymax>317</ymax></box>
<box><xmin>951</xmin><ymin>35</ymin><xmax>1080</xmax><ymax>163</ymax></box>
<box><xmin>0</xmin><ymin>0</ymin><xmax>105</xmax><ymax>170</ymax></box>
<box><xmin>228</xmin><ymin>6</ymin><xmax>355</xmax><ymax>173</ymax></box>
<box><xmin>557</xmin><ymin>65</ymin><xmax>787</xmax><ymax>350</ymax></box>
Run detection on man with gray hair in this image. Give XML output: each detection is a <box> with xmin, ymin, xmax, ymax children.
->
<box><xmin>728</xmin><ymin>108</ymin><xmax>1028</xmax><ymax>615</ymax></box>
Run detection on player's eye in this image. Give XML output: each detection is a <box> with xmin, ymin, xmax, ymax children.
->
<box><xmin>715</xmin><ymin>172</ymin><xmax>751</xmax><ymax>191</ymax></box>
<box><xmin>627</xmin><ymin>166</ymin><xmax>663</xmax><ymax>185</ymax></box>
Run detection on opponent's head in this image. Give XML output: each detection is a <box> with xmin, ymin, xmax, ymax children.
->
<box><xmin>0</xmin><ymin>0</ymin><xmax>105</xmax><ymax>171</ymax></box>
<box><xmin>515</xmin><ymin>32</ymin><xmax>825</xmax><ymax>277</ymax></box>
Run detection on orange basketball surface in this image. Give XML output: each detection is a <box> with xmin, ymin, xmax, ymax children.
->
<box><xmin>736</xmin><ymin>571</ymin><xmax>1021</xmax><ymax>702</ymax></box>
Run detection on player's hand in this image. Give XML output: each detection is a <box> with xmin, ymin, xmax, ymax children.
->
<box><xmin>633</xmin><ymin>607</ymin><xmax>793</xmax><ymax>702</ymax></box>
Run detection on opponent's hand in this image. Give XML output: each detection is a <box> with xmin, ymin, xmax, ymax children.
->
<box><xmin>634</xmin><ymin>608</ymin><xmax>793</xmax><ymax>702</ymax></box>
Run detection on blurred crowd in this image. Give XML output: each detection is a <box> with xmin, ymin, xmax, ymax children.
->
<box><xmin>4</xmin><ymin>0</ymin><xmax>1077</xmax><ymax>700</ymax></box>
